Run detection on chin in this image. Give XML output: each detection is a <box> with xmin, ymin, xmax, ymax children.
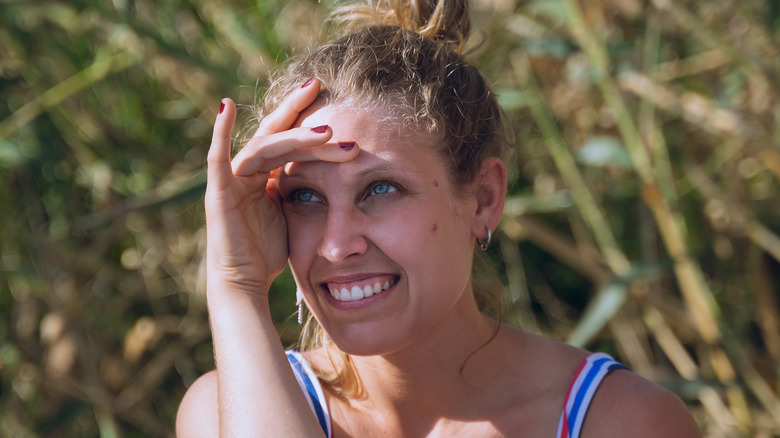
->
<box><xmin>326</xmin><ymin>325</ymin><xmax>415</xmax><ymax>358</ymax></box>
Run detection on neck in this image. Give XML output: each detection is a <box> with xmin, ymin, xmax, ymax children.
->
<box><xmin>349</xmin><ymin>291</ymin><xmax>500</xmax><ymax>415</ymax></box>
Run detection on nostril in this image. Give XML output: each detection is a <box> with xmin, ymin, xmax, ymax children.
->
<box><xmin>318</xmin><ymin>210</ymin><xmax>369</xmax><ymax>262</ymax></box>
<box><xmin>320</xmin><ymin>234</ymin><xmax>367</xmax><ymax>262</ymax></box>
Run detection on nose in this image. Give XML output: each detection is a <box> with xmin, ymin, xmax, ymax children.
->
<box><xmin>318</xmin><ymin>207</ymin><xmax>368</xmax><ymax>263</ymax></box>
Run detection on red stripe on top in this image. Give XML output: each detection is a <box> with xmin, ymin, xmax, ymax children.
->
<box><xmin>559</xmin><ymin>357</ymin><xmax>589</xmax><ymax>438</ymax></box>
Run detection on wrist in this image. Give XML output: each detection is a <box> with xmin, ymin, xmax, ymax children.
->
<box><xmin>206</xmin><ymin>263</ymin><xmax>272</xmax><ymax>293</ymax></box>
<box><xmin>206</xmin><ymin>274</ymin><xmax>272</xmax><ymax>303</ymax></box>
<box><xmin>206</xmin><ymin>280</ymin><xmax>273</xmax><ymax>322</ymax></box>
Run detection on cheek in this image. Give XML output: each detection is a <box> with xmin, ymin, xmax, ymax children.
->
<box><xmin>388</xmin><ymin>201</ymin><xmax>465</xmax><ymax>253</ymax></box>
<box><xmin>284</xmin><ymin>216</ymin><xmax>317</xmax><ymax>270</ymax></box>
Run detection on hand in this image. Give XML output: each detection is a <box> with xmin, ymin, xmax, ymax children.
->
<box><xmin>205</xmin><ymin>79</ymin><xmax>358</xmax><ymax>297</ymax></box>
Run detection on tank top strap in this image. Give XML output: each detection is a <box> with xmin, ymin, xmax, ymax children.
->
<box><xmin>286</xmin><ymin>350</ymin><xmax>333</xmax><ymax>438</ymax></box>
<box><xmin>555</xmin><ymin>352</ymin><xmax>627</xmax><ymax>438</ymax></box>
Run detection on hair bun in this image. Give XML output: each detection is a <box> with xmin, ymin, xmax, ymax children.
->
<box><xmin>331</xmin><ymin>0</ymin><xmax>471</xmax><ymax>53</ymax></box>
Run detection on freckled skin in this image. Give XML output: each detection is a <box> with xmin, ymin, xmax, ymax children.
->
<box><xmin>280</xmin><ymin>105</ymin><xmax>478</xmax><ymax>356</ymax></box>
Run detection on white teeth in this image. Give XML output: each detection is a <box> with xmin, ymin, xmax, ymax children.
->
<box><xmin>350</xmin><ymin>285</ymin><xmax>364</xmax><ymax>300</ymax></box>
<box><xmin>329</xmin><ymin>278</ymin><xmax>397</xmax><ymax>302</ymax></box>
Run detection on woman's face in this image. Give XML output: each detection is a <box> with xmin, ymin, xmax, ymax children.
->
<box><xmin>277</xmin><ymin>104</ymin><xmax>479</xmax><ymax>355</ymax></box>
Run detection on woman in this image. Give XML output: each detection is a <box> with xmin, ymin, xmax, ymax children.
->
<box><xmin>177</xmin><ymin>1</ymin><xmax>701</xmax><ymax>436</ymax></box>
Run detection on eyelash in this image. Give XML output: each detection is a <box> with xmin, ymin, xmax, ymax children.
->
<box><xmin>286</xmin><ymin>187</ymin><xmax>322</xmax><ymax>204</ymax></box>
<box><xmin>361</xmin><ymin>181</ymin><xmax>401</xmax><ymax>201</ymax></box>
<box><xmin>286</xmin><ymin>180</ymin><xmax>403</xmax><ymax>204</ymax></box>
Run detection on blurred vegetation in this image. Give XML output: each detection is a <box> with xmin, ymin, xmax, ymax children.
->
<box><xmin>1</xmin><ymin>0</ymin><xmax>779</xmax><ymax>436</ymax></box>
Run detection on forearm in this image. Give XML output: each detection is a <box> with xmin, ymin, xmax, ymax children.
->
<box><xmin>207</xmin><ymin>282</ymin><xmax>323</xmax><ymax>438</ymax></box>
<box><xmin>197</xmin><ymin>86</ymin><xmax>338</xmax><ymax>437</ymax></box>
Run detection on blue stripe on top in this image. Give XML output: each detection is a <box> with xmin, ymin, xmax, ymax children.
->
<box><xmin>286</xmin><ymin>349</ymin><xmax>624</xmax><ymax>438</ymax></box>
<box><xmin>286</xmin><ymin>351</ymin><xmax>332</xmax><ymax>438</ymax></box>
<box><xmin>557</xmin><ymin>353</ymin><xmax>627</xmax><ymax>438</ymax></box>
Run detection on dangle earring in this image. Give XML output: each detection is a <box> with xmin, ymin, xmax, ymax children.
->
<box><xmin>478</xmin><ymin>226</ymin><xmax>492</xmax><ymax>251</ymax></box>
<box><xmin>296</xmin><ymin>287</ymin><xmax>304</xmax><ymax>324</ymax></box>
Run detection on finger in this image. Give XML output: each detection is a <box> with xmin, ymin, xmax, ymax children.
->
<box><xmin>232</xmin><ymin>125</ymin><xmax>336</xmax><ymax>176</ymax></box>
<box><xmin>207</xmin><ymin>98</ymin><xmax>237</xmax><ymax>191</ymax></box>
<box><xmin>255</xmin><ymin>77</ymin><xmax>321</xmax><ymax>137</ymax></box>
<box><xmin>256</xmin><ymin>141</ymin><xmax>360</xmax><ymax>173</ymax></box>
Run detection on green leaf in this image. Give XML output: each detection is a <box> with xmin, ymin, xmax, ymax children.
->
<box><xmin>576</xmin><ymin>136</ymin><xmax>633</xmax><ymax>170</ymax></box>
<box><xmin>496</xmin><ymin>88</ymin><xmax>528</xmax><ymax>110</ymax></box>
<box><xmin>566</xmin><ymin>281</ymin><xmax>628</xmax><ymax>348</ymax></box>
<box><xmin>0</xmin><ymin>140</ymin><xmax>25</xmax><ymax>169</ymax></box>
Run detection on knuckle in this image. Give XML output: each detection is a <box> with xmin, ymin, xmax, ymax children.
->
<box><xmin>206</xmin><ymin>151</ymin><xmax>225</xmax><ymax>165</ymax></box>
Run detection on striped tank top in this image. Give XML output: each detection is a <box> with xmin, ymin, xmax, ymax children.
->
<box><xmin>287</xmin><ymin>351</ymin><xmax>625</xmax><ymax>438</ymax></box>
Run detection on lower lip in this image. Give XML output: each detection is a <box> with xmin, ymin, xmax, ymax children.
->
<box><xmin>322</xmin><ymin>281</ymin><xmax>398</xmax><ymax>310</ymax></box>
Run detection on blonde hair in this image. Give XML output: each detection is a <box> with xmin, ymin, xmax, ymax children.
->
<box><xmin>258</xmin><ymin>0</ymin><xmax>513</xmax><ymax>397</ymax></box>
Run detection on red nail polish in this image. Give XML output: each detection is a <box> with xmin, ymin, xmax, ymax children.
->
<box><xmin>219</xmin><ymin>101</ymin><xmax>225</xmax><ymax>114</ymax></box>
<box><xmin>311</xmin><ymin>125</ymin><xmax>328</xmax><ymax>133</ymax></box>
<box><xmin>339</xmin><ymin>142</ymin><xmax>356</xmax><ymax>151</ymax></box>
<box><xmin>301</xmin><ymin>77</ymin><xmax>315</xmax><ymax>88</ymax></box>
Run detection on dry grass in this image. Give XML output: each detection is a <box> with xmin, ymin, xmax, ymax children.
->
<box><xmin>1</xmin><ymin>0</ymin><xmax>778</xmax><ymax>436</ymax></box>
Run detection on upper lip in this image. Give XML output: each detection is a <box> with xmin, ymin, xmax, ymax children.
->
<box><xmin>319</xmin><ymin>272</ymin><xmax>396</xmax><ymax>285</ymax></box>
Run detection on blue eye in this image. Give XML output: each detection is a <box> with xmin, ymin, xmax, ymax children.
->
<box><xmin>370</xmin><ymin>182</ymin><xmax>397</xmax><ymax>195</ymax></box>
<box><xmin>294</xmin><ymin>190</ymin><xmax>321</xmax><ymax>202</ymax></box>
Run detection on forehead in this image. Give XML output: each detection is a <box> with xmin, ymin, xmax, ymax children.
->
<box><xmin>297</xmin><ymin>102</ymin><xmax>408</xmax><ymax>144</ymax></box>
<box><xmin>285</xmin><ymin>104</ymin><xmax>444</xmax><ymax>176</ymax></box>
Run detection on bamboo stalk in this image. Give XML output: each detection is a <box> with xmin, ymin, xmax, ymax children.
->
<box><xmin>698</xmin><ymin>386</ymin><xmax>740</xmax><ymax>436</ymax></box>
<box><xmin>0</xmin><ymin>50</ymin><xmax>142</xmax><ymax>140</ymax></box>
<box><xmin>755</xmin><ymin>257</ymin><xmax>780</xmax><ymax>359</ymax></box>
<box><xmin>562</xmin><ymin>0</ymin><xmax>722</xmax><ymax>345</ymax></box>
<box><xmin>685</xmin><ymin>164</ymin><xmax>780</xmax><ymax>265</ymax></box>
<box><xmin>745</xmin><ymin>222</ymin><xmax>780</xmax><ymax>265</ymax></box>
<box><xmin>609</xmin><ymin>306</ymin><xmax>654</xmax><ymax>376</ymax></box>
<box><xmin>497</xmin><ymin>233</ymin><xmax>540</xmax><ymax>334</ymax></box>
<box><xmin>500</xmin><ymin>215</ymin><xmax>611</xmax><ymax>285</ymax></box>
<box><xmin>556</xmin><ymin>2</ymin><xmax>780</xmax><ymax>428</ymax></box>
<box><xmin>566</xmin><ymin>281</ymin><xmax>629</xmax><ymax>348</ymax></box>
<box><xmin>643</xmin><ymin>306</ymin><xmax>699</xmax><ymax>380</ymax></box>
<box><xmin>509</xmin><ymin>52</ymin><xmax>631</xmax><ymax>277</ymax></box>
<box><xmin>648</xmin><ymin>0</ymin><xmax>779</xmax><ymax>93</ymax></box>
<box><xmin>710</xmin><ymin>347</ymin><xmax>753</xmax><ymax>432</ymax></box>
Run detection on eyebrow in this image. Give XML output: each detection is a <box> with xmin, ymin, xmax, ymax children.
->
<box><xmin>282</xmin><ymin>152</ymin><xmax>418</xmax><ymax>180</ymax></box>
<box><xmin>355</xmin><ymin>161</ymin><xmax>414</xmax><ymax>177</ymax></box>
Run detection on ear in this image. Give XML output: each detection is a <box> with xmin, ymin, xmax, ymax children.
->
<box><xmin>470</xmin><ymin>157</ymin><xmax>507</xmax><ymax>239</ymax></box>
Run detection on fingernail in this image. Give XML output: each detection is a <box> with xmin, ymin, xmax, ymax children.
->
<box><xmin>219</xmin><ymin>100</ymin><xmax>225</xmax><ymax>114</ymax></box>
<box><xmin>311</xmin><ymin>125</ymin><xmax>328</xmax><ymax>133</ymax></box>
<box><xmin>301</xmin><ymin>77</ymin><xmax>315</xmax><ymax>88</ymax></box>
<box><xmin>339</xmin><ymin>142</ymin><xmax>356</xmax><ymax>151</ymax></box>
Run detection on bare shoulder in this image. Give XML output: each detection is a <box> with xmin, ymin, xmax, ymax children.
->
<box><xmin>583</xmin><ymin>368</ymin><xmax>701</xmax><ymax>438</ymax></box>
<box><xmin>176</xmin><ymin>370</ymin><xmax>220</xmax><ymax>438</ymax></box>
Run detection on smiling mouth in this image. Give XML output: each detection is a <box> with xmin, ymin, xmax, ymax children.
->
<box><xmin>325</xmin><ymin>276</ymin><xmax>399</xmax><ymax>302</ymax></box>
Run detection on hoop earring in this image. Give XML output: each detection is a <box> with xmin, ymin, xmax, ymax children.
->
<box><xmin>478</xmin><ymin>226</ymin><xmax>492</xmax><ymax>251</ymax></box>
<box><xmin>296</xmin><ymin>287</ymin><xmax>304</xmax><ymax>324</ymax></box>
